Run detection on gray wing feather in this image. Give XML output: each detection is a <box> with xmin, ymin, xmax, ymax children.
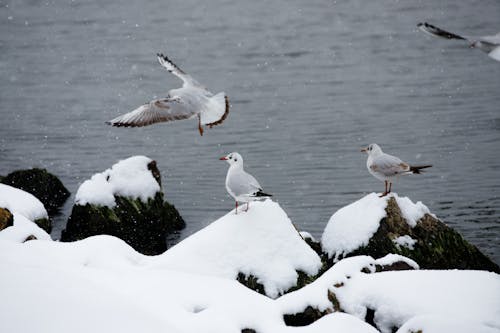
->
<box><xmin>371</xmin><ymin>154</ymin><xmax>410</xmax><ymax>177</ymax></box>
<box><xmin>228</xmin><ymin>171</ymin><xmax>262</xmax><ymax>197</ymax></box>
<box><xmin>106</xmin><ymin>97</ymin><xmax>197</xmax><ymax>127</ymax></box>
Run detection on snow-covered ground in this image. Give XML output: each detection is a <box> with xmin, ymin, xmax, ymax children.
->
<box><xmin>152</xmin><ymin>199</ymin><xmax>322</xmax><ymax>298</ymax></box>
<box><xmin>75</xmin><ymin>155</ymin><xmax>160</xmax><ymax>207</ymax></box>
<box><xmin>0</xmin><ymin>183</ymin><xmax>48</xmax><ymax>222</ymax></box>
<box><xmin>321</xmin><ymin>193</ymin><xmax>432</xmax><ymax>261</ymax></box>
<box><xmin>1</xmin><ymin>195</ymin><xmax>498</xmax><ymax>333</ymax></box>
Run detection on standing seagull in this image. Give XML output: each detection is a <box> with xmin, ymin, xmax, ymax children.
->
<box><xmin>361</xmin><ymin>144</ymin><xmax>432</xmax><ymax>197</ymax></box>
<box><xmin>417</xmin><ymin>22</ymin><xmax>500</xmax><ymax>62</ymax></box>
<box><xmin>106</xmin><ymin>53</ymin><xmax>229</xmax><ymax>135</ymax></box>
<box><xmin>220</xmin><ymin>152</ymin><xmax>272</xmax><ymax>214</ymax></box>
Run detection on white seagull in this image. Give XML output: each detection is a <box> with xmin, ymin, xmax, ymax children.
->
<box><xmin>106</xmin><ymin>53</ymin><xmax>229</xmax><ymax>136</ymax></box>
<box><xmin>220</xmin><ymin>152</ymin><xmax>272</xmax><ymax>214</ymax></box>
<box><xmin>361</xmin><ymin>143</ymin><xmax>432</xmax><ymax>197</ymax></box>
<box><xmin>417</xmin><ymin>22</ymin><xmax>500</xmax><ymax>62</ymax></box>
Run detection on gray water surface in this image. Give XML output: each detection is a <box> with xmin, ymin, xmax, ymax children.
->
<box><xmin>1</xmin><ymin>0</ymin><xmax>499</xmax><ymax>263</ymax></box>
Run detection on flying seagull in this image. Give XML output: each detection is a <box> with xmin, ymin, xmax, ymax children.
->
<box><xmin>361</xmin><ymin>144</ymin><xmax>432</xmax><ymax>197</ymax></box>
<box><xmin>106</xmin><ymin>53</ymin><xmax>229</xmax><ymax>135</ymax></box>
<box><xmin>220</xmin><ymin>152</ymin><xmax>272</xmax><ymax>214</ymax></box>
<box><xmin>417</xmin><ymin>22</ymin><xmax>500</xmax><ymax>61</ymax></box>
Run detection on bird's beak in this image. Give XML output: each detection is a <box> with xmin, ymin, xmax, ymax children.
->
<box><xmin>219</xmin><ymin>156</ymin><xmax>228</xmax><ymax>160</ymax></box>
<box><xmin>360</xmin><ymin>148</ymin><xmax>367</xmax><ymax>153</ymax></box>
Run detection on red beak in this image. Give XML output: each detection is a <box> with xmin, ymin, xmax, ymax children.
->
<box><xmin>219</xmin><ymin>156</ymin><xmax>228</xmax><ymax>160</ymax></box>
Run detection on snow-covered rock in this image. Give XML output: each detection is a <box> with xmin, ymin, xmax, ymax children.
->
<box><xmin>0</xmin><ymin>235</ymin><xmax>376</xmax><ymax>333</ymax></box>
<box><xmin>0</xmin><ymin>207</ymin><xmax>13</xmax><ymax>231</ymax></box>
<box><xmin>0</xmin><ymin>213</ymin><xmax>51</xmax><ymax>243</ymax></box>
<box><xmin>0</xmin><ymin>184</ymin><xmax>51</xmax><ymax>232</ymax></box>
<box><xmin>335</xmin><ymin>269</ymin><xmax>500</xmax><ymax>333</ymax></box>
<box><xmin>321</xmin><ymin>193</ymin><xmax>500</xmax><ymax>272</ymax></box>
<box><xmin>1</xmin><ymin>168</ymin><xmax>69</xmax><ymax>214</ymax></box>
<box><xmin>152</xmin><ymin>199</ymin><xmax>323</xmax><ymax>298</ymax></box>
<box><xmin>61</xmin><ymin>156</ymin><xmax>184</xmax><ymax>255</ymax></box>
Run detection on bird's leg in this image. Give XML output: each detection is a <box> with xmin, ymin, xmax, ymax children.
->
<box><xmin>245</xmin><ymin>202</ymin><xmax>249</xmax><ymax>212</ymax></box>
<box><xmin>388</xmin><ymin>182</ymin><xmax>392</xmax><ymax>194</ymax></box>
<box><xmin>235</xmin><ymin>201</ymin><xmax>238</xmax><ymax>214</ymax></box>
<box><xmin>197</xmin><ymin>115</ymin><xmax>204</xmax><ymax>136</ymax></box>
<box><xmin>380</xmin><ymin>180</ymin><xmax>388</xmax><ymax>197</ymax></box>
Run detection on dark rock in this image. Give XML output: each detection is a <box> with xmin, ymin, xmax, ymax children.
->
<box><xmin>23</xmin><ymin>235</ymin><xmax>37</xmax><ymax>242</ymax></box>
<box><xmin>1</xmin><ymin>168</ymin><xmax>70</xmax><ymax>215</ymax></box>
<box><xmin>61</xmin><ymin>160</ymin><xmax>184</xmax><ymax>255</ymax></box>
<box><xmin>0</xmin><ymin>208</ymin><xmax>14</xmax><ymax>231</ymax></box>
<box><xmin>335</xmin><ymin>197</ymin><xmax>500</xmax><ymax>273</ymax></box>
<box><xmin>241</xmin><ymin>329</ymin><xmax>257</xmax><ymax>333</ymax></box>
<box><xmin>283</xmin><ymin>290</ymin><xmax>340</xmax><ymax>327</ymax></box>
<box><xmin>34</xmin><ymin>217</ymin><xmax>52</xmax><ymax>233</ymax></box>
<box><xmin>61</xmin><ymin>192</ymin><xmax>185</xmax><ymax>255</ymax></box>
<box><xmin>375</xmin><ymin>260</ymin><xmax>416</xmax><ymax>272</ymax></box>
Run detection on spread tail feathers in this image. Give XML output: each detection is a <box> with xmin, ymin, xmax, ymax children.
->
<box><xmin>417</xmin><ymin>22</ymin><xmax>466</xmax><ymax>40</ymax></box>
<box><xmin>410</xmin><ymin>165</ymin><xmax>432</xmax><ymax>174</ymax></box>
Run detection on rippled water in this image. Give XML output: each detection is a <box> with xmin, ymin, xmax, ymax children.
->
<box><xmin>1</xmin><ymin>0</ymin><xmax>499</xmax><ymax>263</ymax></box>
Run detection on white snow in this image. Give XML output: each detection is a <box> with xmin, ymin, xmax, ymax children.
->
<box><xmin>152</xmin><ymin>199</ymin><xmax>322</xmax><ymax>298</ymax></box>
<box><xmin>396</xmin><ymin>314</ymin><xmax>499</xmax><ymax>333</ymax></box>
<box><xmin>321</xmin><ymin>193</ymin><xmax>387</xmax><ymax>261</ymax></box>
<box><xmin>375</xmin><ymin>254</ymin><xmax>419</xmax><ymax>270</ymax></box>
<box><xmin>0</xmin><ymin>184</ymin><xmax>48</xmax><ymax>221</ymax></box>
<box><xmin>335</xmin><ymin>269</ymin><xmax>500</xmax><ymax>333</ymax></box>
<box><xmin>0</xmin><ymin>213</ymin><xmax>51</xmax><ymax>243</ymax></box>
<box><xmin>321</xmin><ymin>193</ymin><xmax>433</xmax><ymax>261</ymax></box>
<box><xmin>75</xmin><ymin>155</ymin><xmax>160</xmax><ymax>207</ymax></box>
<box><xmin>299</xmin><ymin>231</ymin><xmax>316</xmax><ymax>241</ymax></box>
<box><xmin>0</xmin><ymin>235</ymin><xmax>375</xmax><ymax>333</ymax></box>
<box><xmin>393</xmin><ymin>195</ymin><xmax>432</xmax><ymax>227</ymax></box>
<box><xmin>392</xmin><ymin>235</ymin><xmax>417</xmax><ymax>250</ymax></box>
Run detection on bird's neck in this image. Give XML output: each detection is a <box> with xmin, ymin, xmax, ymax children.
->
<box><xmin>229</xmin><ymin>163</ymin><xmax>244</xmax><ymax>173</ymax></box>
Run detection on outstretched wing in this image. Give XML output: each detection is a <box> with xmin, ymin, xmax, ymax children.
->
<box><xmin>417</xmin><ymin>22</ymin><xmax>468</xmax><ymax>41</ymax></box>
<box><xmin>371</xmin><ymin>154</ymin><xmax>411</xmax><ymax>177</ymax></box>
<box><xmin>106</xmin><ymin>97</ymin><xmax>197</xmax><ymax>127</ymax></box>
<box><xmin>157</xmin><ymin>53</ymin><xmax>203</xmax><ymax>88</ymax></box>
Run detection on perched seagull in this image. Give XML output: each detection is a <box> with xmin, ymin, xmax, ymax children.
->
<box><xmin>417</xmin><ymin>22</ymin><xmax>500</xmax><ymax>61</ymax></box>
<box><xmin>220</xmin><ymin>152</ymin><xmax>272</xmax><ymax>214</ymax></box>
<box><xmin>106</xmin><ymin>53</ymin><xmax>229</xmax><ymax>135</ymax></box>
<box><xmin>361</xmin><ymin>144</ymin><xmax>432</xmax><ymax>197</ymax></box>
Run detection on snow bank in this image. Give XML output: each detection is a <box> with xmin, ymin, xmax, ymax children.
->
<box><xmin>321</xmin><ymin>193</ymin><xmax>432</xmax><ymax>261</ymax></box>
<box><xmin>335</xmin><ymin>269</ymin><xmax>500</xmax><ymax>333</ymax></box>
<box><xmin>396</xmin><ymin>314</ymin><xmax>499</xmax><ymax>333</ymax></box>
<box><xmin>0</xmin><ymin>213</ymin><xmax>51</xmax><ymax>243</ymax></box>
<box><xmin>0</xmin><ymin>235</ymin><xmax>372</xmax><ymax>333</ymax></box>
<box><xmin>0</xmin><ymin>184</ymin><xmax>48</xmax><ymax>221</ymax></box>
<box><xmin>152</xmin><ymin>199</ymin><xmax>322</xmax><ymax>298</ymax></box>
<box><xmin>75</xmin><ymin>156</ymin><xmax>160</xmax><ymax>207</ymax></box>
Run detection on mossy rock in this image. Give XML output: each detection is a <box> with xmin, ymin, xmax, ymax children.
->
<box><xmin>339</xmin><ymin>198</ymin><xmax>500</xmax><ymax>273</ymax></box>
<box><xmin>34</xmin><ymin>217</ymin><xmax>52</xmax><ymax>233</ymax></box>
<box><xmin>0</xmin><ymin>207</ymin><xmax>14</xmax><ymax>231</ymax></box>
<box><xmin>61</xmin><ymin>192</ymin><xmax>185</xmax><ymax>255</ymax></box>
<box><xmin>1</xmin><ymin>168</ymin><xmax>70</xmax><ymax>215</ymax></box>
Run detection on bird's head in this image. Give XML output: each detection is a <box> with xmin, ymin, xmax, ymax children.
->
<box><xmin>219</xmin><ymin>152</ymin><xmax>243</xmax><ymax>165</ymax></box>
<box><xmin>361</xmin><ymin>143</ymin><xmax>382</xmax><ymax>156</ymax></box>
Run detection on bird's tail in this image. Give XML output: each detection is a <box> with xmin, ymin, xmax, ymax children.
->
<box><xmin>417</xmin><ymin>22</ymin><xmax>466</xmax><ymax>40</ymax></box>
<box><xmin>252</xmin><ymin>190</ymin><xmax>273</xmax><ymax>198</ymax></box>
<box><xmin>410</xmin><ymin>165</ymin><xmax>432</xmax><ymax>174</ymax></box>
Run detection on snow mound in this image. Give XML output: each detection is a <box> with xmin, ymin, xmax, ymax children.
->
<box><xmin>75</xmin><ymin>156</ymin><xmax>160</xmax><ymax>207</ymax></box>
<box><xmin>0</xmin><ymin>213</ymin><xmax>51</xmax><ymax>243</ymax></box>
<box><xmin>152</xmin><ymin>199</ymin><xmax>322</xmax><ymax>298</ymax></box>
<box><xmin>321</xmin><ymin>193</ymin><xmax>432</xmax><ymax>261</ymax></box>
<box><xmin>396</xmin><ymin>314</ymin><xmax>499</xmax><ymax>333</ymax></box>
<box><xmin>335</xmin><ymin>269</ymin><xmax>500</xmax><ymax>333</ymax></box>
<box><xmin>0</xmin><ymin>184</ymin><xmax>48</xmax><ymax>221</ymax></box>
<box><xmin>375</xmin><ymin>254</ymin><xmax>419</xmax><ymax>270</ymax></box>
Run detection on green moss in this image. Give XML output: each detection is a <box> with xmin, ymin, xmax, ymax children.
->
<box><xmin>34</xmin><ymin>218</ymin><xmax>52</xmax><ymax>233</ymax></box>
<box><xmin>61</xmin><ymin>193</ymin><xmax>184</xmax><ymax>255</ymax></box>
<box><xmin>334</xmin><ymin>198</ymin><xmax>500</xmax><ymax>273</ymax></box>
